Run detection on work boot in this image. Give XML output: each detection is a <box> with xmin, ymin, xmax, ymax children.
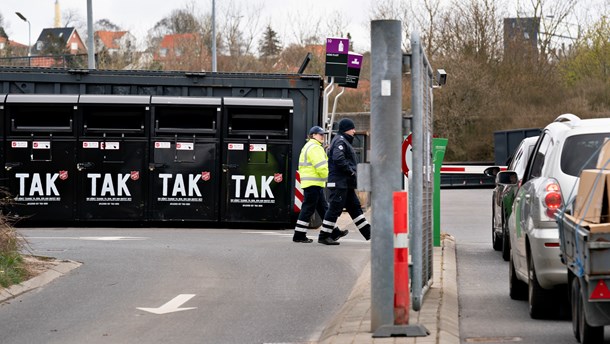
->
<box><xmin>318</xmin><ymin>231</ymin><xmax>339</xmax><ymax>245</ymax></box>
<box><xmin>359</xmin><ymin>225</ymin><xmax>371</xmax><ymax>241</ymax></box>
<box><xmin>293</xmin><ymin>231</ymin><xmax>313</xmax><ymax>243</ymax></box>
<box><xmin>331</xmin><ymin>228</ymin><xmax>349</xmax><ymax>241</ymax></box>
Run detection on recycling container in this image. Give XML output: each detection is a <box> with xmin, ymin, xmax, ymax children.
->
<box><xmin>220</xmin><ymin>97</ymin><xmax>293</xmax><ymax>225</ymax></box>
<box><xmin>3</xmin><ymin>94</ymin><xmax>78</xmax><ymax>222</ymax></box>
<box><xmin>0</xmin><ymin>94</ymin><xmax>5</xmax><ymax>190</ymax></box>
<box><xmin>149</xmin><ymin>96</ymin><xmax>221</xmax><ymax>222</ymax></box>
<box><xmin>76</xmin><ymin>95</ymin><xmax>150</xmax><ymax>221</ymax></box>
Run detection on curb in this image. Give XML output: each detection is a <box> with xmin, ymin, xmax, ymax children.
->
<box><xmin>0</xmin><ymin>258</ymin><xmax>81</xmax><ymax>302</ymax></box>
<box><xmin>439</xmin><ymin>234</ymin><xmax>460</xmax><ymax>344</ymax></box>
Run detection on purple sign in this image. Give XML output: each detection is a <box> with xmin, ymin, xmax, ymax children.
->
<box><xmin>326</xmin><ymin>37</ymin><xmax>350</xmax><ymax>54</ymax></box>
<box><xmin>347</xmin><ymin>53</ymin><xmax>363</xmax><ymax>69</ymax></box>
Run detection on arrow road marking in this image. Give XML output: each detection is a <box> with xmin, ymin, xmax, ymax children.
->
<box><xmin>137</xmin><ymin>294</ymin><xmax>197</xmax><ymax>315</ymax></box>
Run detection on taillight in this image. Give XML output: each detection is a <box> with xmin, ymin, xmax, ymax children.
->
<box><xmin>544</xmin><ymin>182</ymin><xmax>562</xmax><ymax>218</ymax></box>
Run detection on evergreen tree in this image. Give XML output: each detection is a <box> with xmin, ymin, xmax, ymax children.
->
<box><xmin>258</xmin><ymin>25</ymin><xmax>281</xmax><ymax>58</ymax></box>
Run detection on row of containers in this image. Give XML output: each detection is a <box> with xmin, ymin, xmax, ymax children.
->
<box><xmin>0</xmin><ymin>94</ymin><xmax>295</xmax><ymax>226</ymax></box>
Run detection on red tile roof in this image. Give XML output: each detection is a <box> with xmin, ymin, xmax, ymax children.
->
<box><xmin>95</xmin><ymin>31</ymin><xmax>128</xmax><ymax>49</ymax></box>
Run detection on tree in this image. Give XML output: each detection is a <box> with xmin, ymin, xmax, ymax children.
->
<box><xmin>95</xmin><ymin>19</ymin><xmax>121</xmax><ymax>32</ymax></box>
<box><xmin>258</xmin><ymin>25</ymin><xmax>281</xmax><ymax>58</ymax></box>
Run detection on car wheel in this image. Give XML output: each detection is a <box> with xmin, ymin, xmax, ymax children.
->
<box><xmin>528</xmin><ymin>253</ymin><xmax>549</xmax><ymax>319</ymax></box>
<box><xmin>492</xmin><ymin>204</ymin><xmax>502</xmax><ymax>251</ymax></box>
<box><xmin>509</xmin><ymin>252</ymin><xmax>527</xmax><ymax>300</ymax></box>
<box><xmin>501</xmin><ymin>221</ymin><xmax>510</xmax><ymax>261</ymax></box>
<box><xmin>579</xmin><ymin>283</ymin><xmax>604</xmax><ymax>344</ymax></box>
<box><xmin>571</xmin><ymin>276</ymin><xmax>580</xmax><ymax>341</ymax></box>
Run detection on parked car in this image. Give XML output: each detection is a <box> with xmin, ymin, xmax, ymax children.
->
<box><xmin>485</xmin><ymin>135</ymin><xmax>538</xmax><ymax>261</ymax></box>
<box><xmin>507</xmin><ymin>114</ymin><xmax>610</xmax><ymax>319</ymax></box>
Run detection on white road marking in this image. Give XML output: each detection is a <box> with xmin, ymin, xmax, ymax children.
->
<box><xmin>25</xmin><ymin>236</ymin><xmax>148</xmax><ymax>241</ymax></box>
<box><xmin>137</xmin><ymin>294</ymin><xmax>197</xmax><ymax>315</ymax></box>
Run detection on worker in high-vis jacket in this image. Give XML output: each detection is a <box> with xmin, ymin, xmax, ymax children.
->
<box><xmin>293</xmin><ymin>126</ymin><xmax>337</xmax><ymax>243</ymax></box>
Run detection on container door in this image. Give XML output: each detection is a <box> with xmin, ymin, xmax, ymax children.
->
<box><xmin>149</xmin><ymin>96</ymin><xmax>221</xmax><ymax>221</ymax></box>
<box><xmin>220</xmin><ymin>97</ymin><xmax>293</xmax><ymax>225</ymax></box>
<box><xmin>4</xmin><ymin>94</ymin><xmax>78</xmax><ymax>222</ymax></box>
<box><xmin>77</xmin><ymin>95</ymin><xmax>150</xmax><ymax>221</ymax></box>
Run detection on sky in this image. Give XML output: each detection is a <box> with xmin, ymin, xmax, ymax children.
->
<box><xmin>1</xmin><ymin>0</ymin><xmax>375</xmax><ymax>53</ymax></box>
<box><xmin>2</xmin><ymin>0</ymin><xmax>608</xmax><ymax>54</ymax></box>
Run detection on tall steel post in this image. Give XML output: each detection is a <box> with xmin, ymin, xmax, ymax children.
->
<box><xmin>370</xmin><ymin>20</ymin><xmax>403</xmax><ymax>331</ymax></box>
<box><xmin>87</xmin><ymin>0</ymin><xmax>95</xmax><ymax>69</ymax></box>
<box><xmin>212</xmin><ymin>0</ymin><xmax>217</xmax><ymax>72</ymax></box>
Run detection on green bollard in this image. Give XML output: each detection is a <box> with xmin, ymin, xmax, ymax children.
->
<box><xmin>432</xmin><ymin>138</ymin><xmax>448</xmax><ymax>247</ymax></box>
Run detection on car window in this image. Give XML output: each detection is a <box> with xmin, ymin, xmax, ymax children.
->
<box><xmin>511</xmin><ymin>143</ymin><xmax>533</xmax><ymax>179</ymax></box>
<box><xmin>529</xmin><ymin>134</ymin><xmax>552</xmax><ymax>179</ymax></box>
<box><xmin>561</xmin><ymin>133</ymin><xmax>610</xmax><ymax>176</ymax></box>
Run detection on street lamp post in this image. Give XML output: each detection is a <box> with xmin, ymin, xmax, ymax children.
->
<box><xmin>15</xmin><ymin>12</ymin><xmax>31</xmax><ymax>60</ymax></box>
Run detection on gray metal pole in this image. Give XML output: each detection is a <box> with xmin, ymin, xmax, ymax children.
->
<box><xmin>410</xmin><ymin>31</ymin><xmax>423</xmax><ymax>310</ymax></box>
<box><xmin>370</xmin><ymin>20</ymin><xmax>403</xmax><ymax>331</ymax></box>
<box><xmin>86</xmin><ymin>0</ymin><xmax>95</xmax><ymax>69</ymax></box>
<box><xmin>212</xmin><ymin>0</ymin><xmax>217</xmax><ymax>72</ymax></box>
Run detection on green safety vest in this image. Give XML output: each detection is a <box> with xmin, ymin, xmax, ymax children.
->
<box><xmin>298</xmin><ymin>139</ymin><xmax>328</xmax><ymax>188</ymax></box>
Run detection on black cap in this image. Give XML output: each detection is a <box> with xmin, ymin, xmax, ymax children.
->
<box><xmin>309</xmin><ymin>126</ymin><xmax>327</xmax><ymax>135</ymax></box>
<box><xmin>338</xmin><ymin>118</ymin><xmax>356</xmax><ymax>132</ymax></box>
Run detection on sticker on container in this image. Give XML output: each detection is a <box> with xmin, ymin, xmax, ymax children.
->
<box><xmin>83</xmin><ymin>141</ymin><xmax>100</xmax><ymax>149</ymax></box>
<box><xmin>228</xmin><ymin>143</ymin><xmax>244</xmax><ymax>150</ymax></box>
<box><xmin>249</xmin><ymin>144</ymin><xmax>267</xmax><ymax>152</ymax></box>
<box><xmin>176</xmin><ymin>142</ymin><xmax>194</xmax><ymax>151</ymax></box>
<box><xmin>11</xmin><ymin>141</ymin><xmax>28</xmax><ymax>148</ymax></box>
<box><xmin>101</xmin><ymin>142</ymin><xmax>120</xmax><ymax>150</ymax></box>
<box><xmin>33</xmin><ymin>141</ymin><xmax>51</xmax><ymax>149</ymax></box>
<box><xmin>155</xmin><ymin>142</ymin><xmax>171</xmax><ymax>149</ymax></box>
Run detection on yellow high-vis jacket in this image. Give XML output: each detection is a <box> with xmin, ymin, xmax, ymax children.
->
<box><xmin>298</xmin><ymin>139</ymin><xmax>328</xmax><ymax>188</ymax></box>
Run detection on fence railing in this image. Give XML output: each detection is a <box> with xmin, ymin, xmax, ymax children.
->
<box><xmin>0</xmin><ymin>54</ymin><xmax>88</xmax><ymax>68</ymax></box>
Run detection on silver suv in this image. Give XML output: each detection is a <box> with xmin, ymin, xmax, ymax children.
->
<box><xmin>508</xmin><ymin>114</ymin><xmax>610</xmax><ymax>319</ymax></box>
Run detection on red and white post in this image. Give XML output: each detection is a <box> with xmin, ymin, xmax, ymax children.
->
<box><xmin>393</xmin><ymin>191</ymin><xmax>409</xmax><ymax>324</ymax></box>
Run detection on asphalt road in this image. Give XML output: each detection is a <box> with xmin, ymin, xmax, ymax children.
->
<box><xmin>1</xmin><ymin>226</ymin><xmax>370</xmax><ymax>344</ymax></box>
<box><xmin>441</xmin><ymin>188</ymin><xmax>610</xmax><ymax>344</ymax></box>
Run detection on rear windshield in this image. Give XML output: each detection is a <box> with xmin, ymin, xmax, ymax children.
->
<box><xmin>561</xmin><ymin>133</ymin><xmax>610</xmax><ymax>176</ymax></box>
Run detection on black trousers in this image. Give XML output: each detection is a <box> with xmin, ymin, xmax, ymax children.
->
<box><xmin>294</xmin><ymin>186</ymin><xmax>328</xmax><ymax>232</ymax></box>
<box><xmin>321</xmin><ymin>188</ymin><xmax>364</xmax><ymax>233</ymax></box>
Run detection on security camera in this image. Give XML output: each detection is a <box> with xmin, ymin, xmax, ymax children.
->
<box><xmin>436</xmin><ymin>69</ymin><xmax>447</xmax><ymax>86</ymax></box>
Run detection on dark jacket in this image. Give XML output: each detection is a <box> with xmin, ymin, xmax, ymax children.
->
<box><xmin>327</xmin><ymin>132</ymin><xmax>358</xmax><ymax>189</ymax></box>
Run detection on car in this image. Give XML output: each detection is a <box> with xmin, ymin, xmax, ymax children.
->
<box><xmin>507</xmin><ymin>114</ymin><xmax>610</xmax><ymax>319</ymax></box>
<box><xmin>485</xmin><ymin>135</ymin><xmax>538</xmax><ymax>261</ymax></box>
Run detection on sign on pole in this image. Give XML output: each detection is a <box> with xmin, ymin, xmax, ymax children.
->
<box><xmin>339</xmin><ymin>53</ymin><xmax>363</xmax><ymax>88</ymax></box>
<box><xmin>325</xmin><ymin>37</ymin><xmax>349</xmax><ymax>84</ymax></box>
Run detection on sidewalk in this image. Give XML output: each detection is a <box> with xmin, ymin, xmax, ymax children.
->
<box><xmin>319</xmin><ymin>213</ymin><xmax>460</xmax><ymax>344</ymax></box>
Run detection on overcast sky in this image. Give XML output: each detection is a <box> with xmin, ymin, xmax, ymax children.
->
<box><xmin>2</xmin><ymin>0</ymin><xmax>375</xmax><ymax>52</ymax></box>
<box><xmin>2</xmin><ymin>0</ymin><xmax>608</xmax><ymax>54</ymax></box>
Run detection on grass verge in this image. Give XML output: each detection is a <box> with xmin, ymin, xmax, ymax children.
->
<box><xmin>0</xmin><ymin>221</ymin><xmax>28</xmax><ymax>288</ymax></box>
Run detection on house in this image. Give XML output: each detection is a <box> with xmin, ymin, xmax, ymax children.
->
<box><xmin>32</xmin><ymin>27</ymin><xmax>86</xmax><ymax>56</ymax></box>
<box><xmin>94</xmin><ymin>30</ymin><xmax>135</xmax><ymax>54</ymax></box>
<box><xmin>0</xmin><ymin>27</ymin><xmax>29</xmax><ymax>59</ymax></box>
<box><xmin>154</xmin><ymin>33</ymin><xmax>199</xmax><ymax>62</ymax></box>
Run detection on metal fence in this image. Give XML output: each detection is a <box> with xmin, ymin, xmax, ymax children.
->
<box><xmin>409</xmin><ymin>31</ymin><xmax>435</xmax><ymax>311</ymax></box>
<box><xmin>0</xmin><ymin>54</ymin><xmax>88</xmax><ymax>68</ymax></box>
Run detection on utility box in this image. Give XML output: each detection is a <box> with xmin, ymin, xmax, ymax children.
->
<box><xmin>4</xmin><ymin>94</ymin><xmax>78</xmax><ymax>222</ymax></box>
<box><xmin>149</xmin><ymin>96</ymin><xmax>220</xmax><ymax>222</ymax></box>
<box><xmin>77</xmin><ymin>95</ymin><xmax>150</xmax><ymax>221</ymax></box>
<box><xmin>221</xmin><ymin>97</ymin><xmax>293</xmax><ymax>225</ymax></box>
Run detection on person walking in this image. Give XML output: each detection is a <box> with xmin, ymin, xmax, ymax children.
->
<box><xmin>318</xmin><ymin>118</ymin><xmax>371</xmax><ymax>245</ymax></box>
<box><xmin>292</xmin><ymin>126</ymin><xmax>331</xmax><ymax>243</ymax></box>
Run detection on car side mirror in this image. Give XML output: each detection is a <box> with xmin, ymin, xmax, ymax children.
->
<box><xmin>484</xmin><ymin>166</ymin><xmax>501</xmax><ymax>177</ymax></box>
<box><xmin>497</xmin><ymin>171</ymin><xmax>518</xmax><ymax>185</ymax></box>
